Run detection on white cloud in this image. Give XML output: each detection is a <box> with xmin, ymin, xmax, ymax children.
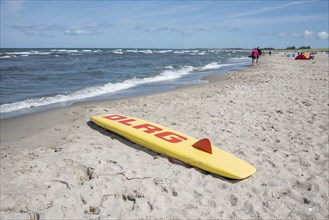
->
<box><xmin>10</xmin><ymin>24</ymin><xmax>61</xmax><ymax>37</ymax></box>
<box><xmin>303</xmin><ymin>30</ymin><xmax>313</xmax><ymax>38</ymax></box>
<box><xmin>64</xmin><ymin>29</ymin><xmax>93</xmax><ymax>36</ymax></box>
<box><xmin>278</xmin><ymin>32</ymin><xmax>288</xmax><ymax>37</ymax></box>
<box><xmin>275</xmin><ymin>29</ymin><xmax>329</xmax><ymax>42</ymax></box>
<box><xmin>64</xmin><ymin>24</ymin><xmax>99</xmax><ymax>36</ymax></box>
<box><xmin>293</xmin><ymin>32</ymin><xmax>303</xmax><ymax>37</ymax></box>
<box><xmin>10</xmin><ymin>23</ymin><xmax>111</xmax><ymax>36</ymax></box>
<box><xmin>292</xmin><ymin>30</ymin><xmax>314</xmax><ymax>38</ymax></box>
<box><xmin>317</xmin><ymin>31</ymin><xmax>329</xmax><ymax>40</ymax></box>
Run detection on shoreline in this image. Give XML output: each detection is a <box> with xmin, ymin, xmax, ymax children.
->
<box><xmin>0</xmin><ymin>58</ymin><xmax>249</xmax><ymax>121</ymax></box>
<box><xmin>0</xmin><ymin>75</ymin><xmax>231</xmax><ymax>155</ymax></box>
<box><xmin>0</xmin><ymin>62</ymin><xmax>245</xmax><ymax>154</ymax></box>
<box><xmin>0</xmin><ymin>48</ymin><xmax>251</xmax><ymax>120</ymax></box>
<box><xmin>0</xmin><ymin>61</ymin><xmax>245</xmax><ymax>146</ymax></box>
<box><xmin>1</xmin><ymin>54</ymin><xmax>328</xmax><ymax>219</ymax></box>
<box><xmin>0</xmin><ymin>64</ymin><xmax>246</xmax><ymax>121</ymax></box>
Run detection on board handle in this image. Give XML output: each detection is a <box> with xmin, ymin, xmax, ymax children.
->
<box><xmin>192</xmin><ymin>138</ymin><xmax>212</xmax><ymax>154</ymax></box>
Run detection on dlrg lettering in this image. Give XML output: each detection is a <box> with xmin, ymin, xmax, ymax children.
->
<box><xmin>103</xmin><ymin>115</ymin><xmax>188</xmax><ymax>144</ymax></box>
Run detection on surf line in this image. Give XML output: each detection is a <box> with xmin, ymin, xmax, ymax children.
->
<box><xmin>103</xmin><ymin>114</ymin><xmax>188</xmax><ymax>143</ymax></box>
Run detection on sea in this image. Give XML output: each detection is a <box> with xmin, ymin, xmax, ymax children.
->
<box><xmin>0</xmin><ymin>48</ymin><xmax>250</xmax><ymax>119</ymax></box>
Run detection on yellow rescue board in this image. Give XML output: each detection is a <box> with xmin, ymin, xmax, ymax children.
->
<box><xmin>91</xmin><ymin>114</ymin><xmax>256</xmax><ymax>179</ymax></box>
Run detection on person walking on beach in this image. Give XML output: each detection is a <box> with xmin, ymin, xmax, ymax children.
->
<box><xmin>257</xmin><ymin>47</ymin><xmax>262</xmax><ymax>56</ymax></box>
<box><xmin>250</xmin><ymin>48</ymin><xmax>260</xmax><ymax>65</ymax></box>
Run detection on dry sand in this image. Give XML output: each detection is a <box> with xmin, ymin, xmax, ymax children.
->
<box><xmin>1</xmin><ymin>54</ymin><xmax>328</xmax><ymax>219</ymax></box>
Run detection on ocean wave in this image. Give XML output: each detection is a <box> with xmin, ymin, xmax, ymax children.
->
<box><xmin>0</xmin><ymin>65</ymin><xmax>196</xmax><ymax>113</ymax></box>
<box><xmin>1</xmin><ymin>49</ymin><xmax>248</xmax><ymax>58</ymax></box>
<box><xmin>0</xmin><ymin>60</ymin><xmax>229</xmax><ymax>114</ymax></box>
<box><xmin>0</xmin><ymin>50</ymin><xmax>248</xmax><ymax>116</ymax></box>
<box><xmin>112</xmin><ymin>49</ymin><xmax>123</xmax><ymax>54</ymax></box>
<box><xmin>229</xmin><ymin>56</ymin><xmax>249</xmax><ymax>62</ymax></box>
<box><xmin>156</xmin><ymin>50</ymin><xmax>173</xmax><ymax>54</ymax></box>
<box><xmin>5</xmin><ymin>51</ymin><xmax>51</xmax><ymax>56</ymax></box>
<box><xmin>173</xmin><ymin>50</ymin><xmax>196</xmax><ymax>54</ymax></box>
<box><xmin>1</xmin><ymin>49</ymin><xmax>102</xmax><ymax>58</ymax></box>
<box><xmin>139</xmin><ymin>49</ymin><xmax>153</xmax><ymax>54</ymax></box>
<box><xmin>0</xmin><ymin>56</ymin><xmax>11</xmax><ymax>59</ymax></box>
<box><xmin>197</xmin><ymin>62</ymin><xmax>232</xmax><ymax>71</ymax></box>
<box><xmin>50</xmin><ymin>49</ymin><xmax>79</xmax><ymax>53</ymax></box>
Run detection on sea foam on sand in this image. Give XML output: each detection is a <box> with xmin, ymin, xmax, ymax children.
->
<box><xmin>1</xmin><ymin>54</ymin><xmax>328</xmax><ymax>219</ymax></box>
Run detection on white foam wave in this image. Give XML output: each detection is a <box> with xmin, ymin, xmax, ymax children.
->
<box><xmin>156</xmin><ymin>50</ymin><xmax>172</xmax><ymax>54</ymax></box>
<box><xmin>2</xmin><ymin>49</ymin><xmax>103</xmax><ymax>58</ymax></box>
<box><xmin>0</xmin><ymin>56</ymin><xmax>11</xmax><ymax>59</ymax></box>
<box><xmin>5</xmin><ymin>51</ymin><xmax>51</xmax><ymax>56</ymax></box>
<box><xmin>124</xmin><ymin>49</ymin><xmax>153</xmax><ymax>54</ymax></box>
<box><xmin>0</xmin><ymin>66</ymin><xmax>195</xmax><ymax>114</ymax></box>
<box><xmin>5</xmin><ymin>51</ymin><xmax>31</xmax><ymax>55</ymax></box>
<box><xmin>112</xmin><ymin>49</ymin><xmax>123</xmax><ymax>54</ymax></box>
<box><xmin>174</xmin><ymin>50</ymin><xmax>199</xmax><ymax>54</ymax></box>
<box><xmin>0</xmin><ymin>60</ymin><xmax>237</xmax><ymax>114</ymax></box>
<box><xmin>1</xmin><ymin>49</ymin><xmax>248</xmax><ymax>59</ymax></box>
<box><xmin>229</xmin><ymin>57</ymin><xmax>249</xmax><ymax>62</ymax></box>
<box><xmin>50</xmin><ymin>49</ymin><xmax>79</xmax><ymax>53</ymax></box>
<box><xmin>197</xmin><ymin>62</ymin><xmax>232</xmax><ymax>71</ymax></box>
<box><xmin>5</xmin><ymin>50</ymin><xmax>66</xmax><ymax>56</ymax></box>
<box><xmin>140</xmin><ymin>49</ymin><xmax>153</xmax><ymax>54</ymax></box>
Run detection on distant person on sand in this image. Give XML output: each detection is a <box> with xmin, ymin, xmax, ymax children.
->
<box><xmin>250</xmin><ymin>48</ymin><xmax>260</xmax><ymax>65</ymax></box>
<box><xmin>310</xmin><ymin>52</ymin><xmax>315</xmax><ymax>60</ymax></box>
<box><xmin>257</xmin><ymin>47</ymin><xmax>262</xmax><ymax>56</ymax></box>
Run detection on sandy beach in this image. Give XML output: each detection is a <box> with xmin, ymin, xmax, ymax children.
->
<box><xmin>1</xmin><ymin>54</ymin><xmax>328</xmax><ymax>219</ymax></box>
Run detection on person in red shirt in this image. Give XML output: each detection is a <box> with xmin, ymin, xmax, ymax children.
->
<box><xmin>250</xmin><ymin>48</ymin><xmax>260</xmax><ymax>65</ymax></box>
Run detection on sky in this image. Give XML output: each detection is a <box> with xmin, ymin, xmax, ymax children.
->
<box><xmin>1</xmin><ymin>0</ymin><xmax>328</xmax><ymax>49</ymax></box>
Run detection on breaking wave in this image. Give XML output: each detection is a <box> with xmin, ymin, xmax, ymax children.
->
<box><xmin>0</xmin><ymin>61</ymin><xmax>229</xmax><ymax>114</ymax></box>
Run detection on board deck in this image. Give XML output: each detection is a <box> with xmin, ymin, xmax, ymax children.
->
<box><xmin>91</xmin><ymin>114</ymin><xmax>256</xmax><ymax>179</ymax></box>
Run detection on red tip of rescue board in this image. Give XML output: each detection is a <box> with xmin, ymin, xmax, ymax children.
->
<box><xmin>192</xmin><ymin>138</ymin><xmax>212</xmax><ymax>154</ymax></box>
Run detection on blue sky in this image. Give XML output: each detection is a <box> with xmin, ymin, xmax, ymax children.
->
<box><xmin>1</xmin><ymin>0</ymin><xmax>328</xmax><ymax>49</ymax></box>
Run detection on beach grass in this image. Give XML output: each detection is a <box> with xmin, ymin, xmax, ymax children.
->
<box><xmin>274</xmin><ymin>48</ymin><xmax>329</xmax><ymax>53</ymax></box>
